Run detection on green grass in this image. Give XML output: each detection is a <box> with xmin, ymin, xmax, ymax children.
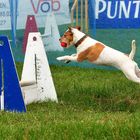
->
<box><xmin>0</xmin><ymin>64</ymin><xmax>140</xmax><ymax>140</ymax></box>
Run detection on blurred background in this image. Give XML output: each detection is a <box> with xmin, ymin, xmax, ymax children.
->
<box><xmin>0</xmin><ymin>0</ymin><xmax>140</xmax><ymax>69</ymax></box>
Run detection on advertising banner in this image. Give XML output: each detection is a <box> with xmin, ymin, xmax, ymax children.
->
<box><xmin>0</xmin><ymin>0</ymin><xmax>70</xmax><ymax>30</ymax></box>
<box><xmin>89</xmin><ymin>0</ymin><xmax>140</xmax><ymax>29</ymax></box>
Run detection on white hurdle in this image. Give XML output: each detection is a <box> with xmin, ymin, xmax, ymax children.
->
<box><xmin>21</xmin><ymin>32</ymin><xmax>58</xmax><ymax>105</ymax></box>
<box><xmin>0</xmin><ymin>59</ymin><xmax>4</xmax><ymax>111</ymax></box>
<box><xmin>42</xmin><ymin>12</ymin><xmax>63</xmax><ymax>52</ymax></box>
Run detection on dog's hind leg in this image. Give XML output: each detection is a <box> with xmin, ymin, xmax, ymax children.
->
<box><xmin>122</xmin><ymin>64</ymin><xmax>140</xmax><ymax>83</ymax></box>
<box><xmin>135</xmin><ymin>64</ymin><xmax>140</xmax><ymax>78</ymax></box>
<box><xmin>123</xmin><ymin>70</ymin><xmax>140</xmax><ymax>83</ymax></box>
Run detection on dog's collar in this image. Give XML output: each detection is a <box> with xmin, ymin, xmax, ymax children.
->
<box><xmin>74</xmin><ymin>35</ymin><xmax>87</xmax><ymax>48</ymax></box>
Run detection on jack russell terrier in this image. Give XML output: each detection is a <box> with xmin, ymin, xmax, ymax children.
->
<box><xmin>57</xmin><ymin>26</ymin><xmax>140</xmax><ymax>83</ymax></box>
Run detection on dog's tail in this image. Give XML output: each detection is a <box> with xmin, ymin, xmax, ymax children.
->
<box><xmin>129</xmin><ymin>40</ymin><xmax>136</xmax><ymax>60</ymax></box>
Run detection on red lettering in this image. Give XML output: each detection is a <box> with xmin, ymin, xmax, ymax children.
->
<box><xmin>30</xmin><ymin>0</ymin><xmax>43</xmax><ymax>14</ymax></box>
<box><xmin>52</xmin><ymin>0</ymin><xmax>60</xmax><ymax>11</ymax></box>
<box><xmin>30</xmin><ymin>0</ymin><xmax>60</xmax><ymax>14</ymax></box>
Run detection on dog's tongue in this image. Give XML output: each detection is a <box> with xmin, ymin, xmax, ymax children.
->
<box><xmin>61</xmin><ymin>42</ymin><xmax>67</xmax><ymax>48</ymax></box>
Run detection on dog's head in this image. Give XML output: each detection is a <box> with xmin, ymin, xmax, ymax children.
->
<box><xmin>59</xmin><ymin>26</ymin><xmax>81</xmax><ymax>48</ymax></box>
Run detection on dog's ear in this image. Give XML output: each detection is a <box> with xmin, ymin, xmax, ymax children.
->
<box><xmin>68</xmin><ymin>26</ymin><xmax>72</xmax><ymax>31</ymax></box>
<box><xmin>75</xmin><ymin>26</ymin><xmax>81</xmax><ymax>30</ymax></box>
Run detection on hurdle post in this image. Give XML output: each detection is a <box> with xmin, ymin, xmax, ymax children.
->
<box><xmin>81</xmin><ymin>0</ymin><xmax>84</xmax><ymax>31</ymax></box>
<box><xmin>76</xmin><ymin>0</ymin><xmax>79</xmax><ymax>26</ymax></box>
<box><xmin>71</xmin><ymin>0</ymin><xmax>78</xmax><ymax>26</ymax></box>
<box><xmin>85</xmin><ymin>0</ymin><xmax>89</xmax><ymax>33</ymax></box>
<box><xmin>71</xmin><ymin>0</ymin><xmax>89</xmax><ymax>32</ymax></box>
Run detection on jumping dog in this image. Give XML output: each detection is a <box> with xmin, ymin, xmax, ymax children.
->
<box><xmin>57</xmin><ymin>26</ymin><xmax>140</xmax><ymax>83</ymax></box>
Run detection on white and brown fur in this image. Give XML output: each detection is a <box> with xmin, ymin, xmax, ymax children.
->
<box><xmin>57</xmin><ymin>27</ymin><xmax>140</xmax><ymax>83</ymax></box>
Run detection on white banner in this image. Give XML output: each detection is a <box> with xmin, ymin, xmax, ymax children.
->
<box><xmin>0</xmin><ymin>0</ymin><xmax>70</xmax><ymax>30</ymax></box>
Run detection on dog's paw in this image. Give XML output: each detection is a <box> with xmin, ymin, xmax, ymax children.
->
<box><xmin>56</xmin><ymin>56</ymin><xmax>65</xmax><ymax>61</ymax></box>
<box><xmin>64</xmin><ymin>60</ymin><xmax>71</xmax><ymax>63</ymax></box>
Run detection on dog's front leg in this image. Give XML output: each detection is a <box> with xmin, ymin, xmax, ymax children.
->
<box><xmin>57</xmin><ymin>54</ymin><xmax>78</xmax><ymax>62</ymax></box>
<box><xmin>64</xmin><ymin>54</ymin><xmax>77</xmax><ymax>63</ymax></box>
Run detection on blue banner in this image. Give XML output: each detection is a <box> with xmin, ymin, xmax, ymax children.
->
<box><xmin>89</xmin><ymin>0</ymin><xmax>140</xmax><ymax>29</ymax></box>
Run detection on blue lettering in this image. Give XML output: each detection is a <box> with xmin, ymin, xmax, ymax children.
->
<box><xmin>0</xmin><ymin>3</ymin><xmax>6</xmax><ymax>8</ymax></box>
<box><xmin>40</xmin><ymin>2</ymin><xmax>50</xmax><ymax>13</ymax></box>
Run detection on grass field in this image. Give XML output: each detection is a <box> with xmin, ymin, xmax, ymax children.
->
<box><xmin>1</xmin><ymin>1</ymin><xmax>140</xmax><ymax>139</ymax></box>
<box><xmin>0</xmin><ymin>64</ymin><xmax>139</xmax><ymax>140</ymax></box>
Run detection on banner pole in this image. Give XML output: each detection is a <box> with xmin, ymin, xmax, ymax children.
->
<box><xmin>81</xmin><ymin>0</ymin><xmax>84</xmax><ymax>31</ymax></box>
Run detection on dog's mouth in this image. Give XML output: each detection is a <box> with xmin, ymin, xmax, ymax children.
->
<box><xmin>61</xmin><ymin>42</ymin><xmax>67</xmax><ymax>48</ymax></box>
